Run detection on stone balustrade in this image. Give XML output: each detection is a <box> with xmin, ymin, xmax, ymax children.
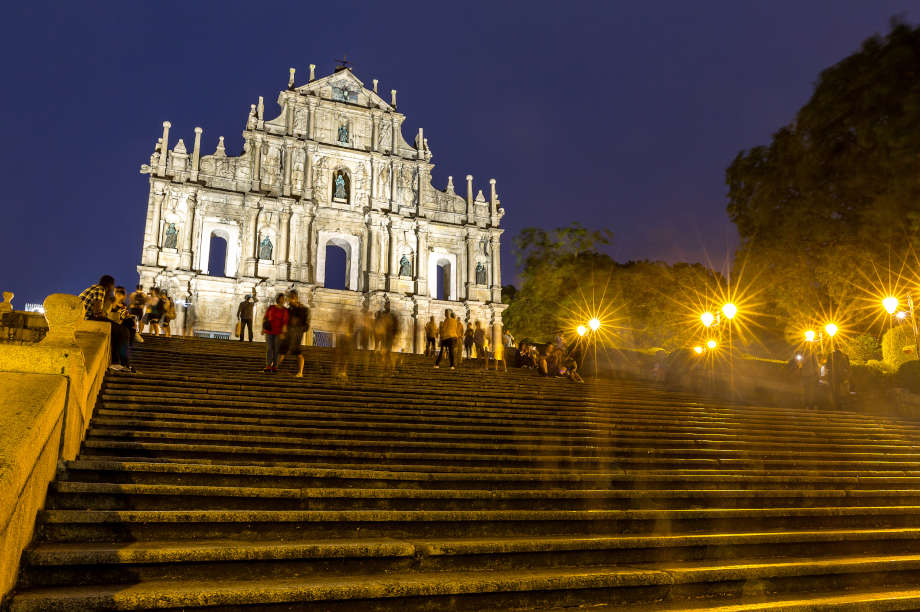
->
<box><xmin>0</xmin><ymin>294</ymin><xmax>111</xmax><ymax>602</ymax></box>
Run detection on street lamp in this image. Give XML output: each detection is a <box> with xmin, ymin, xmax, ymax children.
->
<box><xmin>896</xmin><ymin>311</ymin><xmax>907</xmax><ymax>320</ymax></box>
<box><xmin>693</xmin><ymin>345</ymin><xmax>703</xmax><ymax>354</ymax></box>
<box><xmin>824</xmin><ymin>323</ymin><xmax>838</xmax><ymax>338</ymax></box>
<box><xmin>721</xmin><ymin>303</ymin><xmax>737</xmax><ymax>320</ymax></box>
<box><xmin>706</xmin><ymin>339</ymin><xmax>717</xmax><ymax>350</ymax></box>
<box><xmin>804</xmin><ymin>330</ymin><xmax>816</xmax><ymax>342</ymax></box>
<box><xmin>883</xmin><ymin>296</ymin><xmax>899</xmax><ymax>314</ymax></box>
<box><xmin>700</xmin><ymin>312</ymin><xmax>715</xmax><ymax>327</ymax></box>
<box><xmin>576</xmin><ymin>325</ymin><xmax>587</xmax><ymax>337</ymax></box>
<box><xmin>588</xmin><ymin>318</ymin><xmax>601</xmax><ymax>332</ymax></box>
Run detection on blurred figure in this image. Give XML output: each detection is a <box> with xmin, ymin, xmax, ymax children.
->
<box><xmin>128</xmin><ymin>285</ymin><xmax>146</xmax><ymax>324</ymax></box>
<box><xmin>262</xmin><ymin>293</ymin><xmax>288</xmax><ymax>373</ymax></box>
<box><xmin>143</xmin><ymin>288</ymin><xmax>161</xmax><ymax>335</ymax></box>
<box><xmin>800</xmin><ymin>350</ymin><xmax>820</xmax><ymax>409</ymax></box>
<box><xmin>333</xmin><ymin>311</ymin><xmax>357</xmax><ymax>381</ymax></box>
<box><xmin>826</xmin><ymin>347</ymin><xmax>851</xmax><ymax>409</ymax></box>
<box><xmin>279</xmin><ymin>291</ymin><xmax>309</xmax><ymax>378</ymax></box>
<box><xmin>463</xmin><ymin>322</ymin><xmax>475</xmax><ymax>358</ymax></box>
<box><xmin>159</xmin><ymin>291</ymin><xmax>175</xmax><ymax>337</ymax></box>
<box><xmin>378</xmin><ymin>305</ymin><xmax>399</xmax><ymax>373</ymax></box>
<box><xmin>424</xmin><ymin>316</ymin><xmax>437</xmax><ymax>356</ymax></box>
<box><xmin>434</xmin><ymin>309</ymin><xmax>461</xmax><ymax>370</ymax></box>
<box><xmin>473</xmin><ymin>321</ymin><xmax>486</xmax><ymax>361</ymax></box>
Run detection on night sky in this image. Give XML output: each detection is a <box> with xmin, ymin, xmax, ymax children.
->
<box><xmin>1</xmin><ymin>1</ymin><xmax>916</xmax><ymax>305</ymax></box>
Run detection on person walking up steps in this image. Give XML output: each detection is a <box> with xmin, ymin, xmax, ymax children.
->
<box><xmin>159</xmin><ymin>291</ymin><xmax>175</xmax><ymax>337</ymax></box>
<box><xmin>262</xmin><ymin>294</ymin><xmax>288</xmax><ymax>373</ymax></box>
<box><xmin>236</xmin><ymin>295</ymin><xmax>254</xmax><ymax>342</ymax></box>
<box><xmin>434</xmin><ymin>309</ymin><xmax>461</xmax><ymax>370</ymax></box>
<box><xmin>278</xmin><ymin>290</ymin><xmax>309</xmax><ymax>378</ymax></box>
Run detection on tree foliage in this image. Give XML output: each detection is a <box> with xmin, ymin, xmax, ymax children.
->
<box><xmin>503</xmin><ymin>224</ymin><xmax>721</xmax><ymax>351</ymax></box>
<box><xmin>726</xmin><ymin>21</ymin><xmax>919</xmax><ymax>322</ymax></box>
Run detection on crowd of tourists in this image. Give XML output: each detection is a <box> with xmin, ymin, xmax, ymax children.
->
<box><xmin>78</xmin><ymin>275</ymin><xmax>177</xmax><ymax>373</ymax></box>
<box><xmin>78</xmin><ymin>274</ymin><xmax>584</xmax><ymax>382</ymax></box>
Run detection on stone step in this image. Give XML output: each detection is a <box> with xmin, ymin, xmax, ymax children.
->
<box><xmin>583</xmin><ymin>589</ymin><xmax>921</xmax><ymax>611</ymax></box>
<box><xmin>60</xmin><ymin>459</ymin><xmax>921</xmax><ymax>490</ymax></box>
<box><xmin>47</xmin><ymin>481</ymin><xmax>918</xmax><ymax>512</ymax></box>
<box><xmin>94</xmin><ymin>393</ymin><xmax>921</xmax><ymax>439</ymax></box>
<box><xmin>88</xmin><ymin>415</ymin><xmax>921</xmax><ymax>454</ymax></box>
<box><xmin>10</xmin><ymin>555</ymin><xmax>919</xmax><ymax>612</ymax></box>
<box><xmin>19</xmin><ymin>530</ymin><xmax>920</xmax><ymax>588</ymax></box>
<box><xmin>83</xmin><ymin>426</ymin><xmax>920</xmax><ymax>463</ymax></box>
<box><xmin>37</xmin><ymin>507</ymin><xmax>920</xmax><ymax>543</ymax></box>
<box><xmin>77</xmin><ymin>438</ymin><xmax>920</xmax><ymax>472</ymax></box>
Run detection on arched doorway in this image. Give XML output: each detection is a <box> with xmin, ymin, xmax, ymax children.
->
<box><xmin>324</xmin><ymin>244</ymin><xmax>348</xmax><ymax>290</ymax></box>
<box><xmin>207</xmin><ymin>234</ymin><xmax>228</xmax><ymax>277</ymax></box>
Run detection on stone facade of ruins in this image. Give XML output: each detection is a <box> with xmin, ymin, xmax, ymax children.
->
<box><xmin>138</xmin><ymin>65</ymin><xmax>506</xmax><ymax>352</ymax></box>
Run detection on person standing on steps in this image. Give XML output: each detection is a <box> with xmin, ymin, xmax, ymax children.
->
<box><xmin>278</xmin><ymin>290</ymin><xmax>309</xmax><ymax>378</ymax></box>
<box><xmin>107</xmin><ymin>286</ymin><xmax>138</xmax><ymax>372</ymax></box>
<box><xmin>434</xmin><ymin>309</ymin><xmax>461</xmax><ymax>370</ymax></box>
<box><xmin>424</xmin><ymin>316</ymin><xmax>437</xmax><ymax>356</ymax></box>
<box><xmin>262</xmin><ymin>293</ymin><xmax>288</xmax><ymax>373</ymax></box>
<box><xmin>473</xmin><ymin>320</ymin><xmax>486</xmax><ymax>362</ymax></box>
<box><xmin>236</xmin><ymin>295</ymin><xmax>254</xmax><ymax>342</ymax></box>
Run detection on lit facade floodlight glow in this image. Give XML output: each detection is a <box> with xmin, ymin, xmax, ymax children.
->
<box><xmin>693</xmin><ymin>346</ymin><xmax>703</xmax><ymax>354</ymax></box>
<box><xmin>700</xmin><ymin>312</ymin><xmax>715</xmax><ymax>327</ymax></box>
<box><xmin>896</xmin><ymin>311</ymin><xmax>907</xmax><ymax>320</ymax></box>
<box><xmin>588</xmin><ymin>318</ymin><xmax>601</xmax><ymax>331</ymax></box>
<box><xmin>795</xmin><ymin>354</ymin><xmax>802</xmax><ymax>361</ymax></box>
<box><xmin>721</xmin><ymin>303</ymin><xmax>737</xmax><ymax>320</ymax></box>
<box><xmin>706</xmin><ymin>339</ymin><xmax>717</xmax><ymax>349</ymax></box>
<box><xmin>824</xmin><ymin>323</ymin><xmax>838</xmax><ymax>337</ymax></box>
<box><xmin>577</xmin><ymin>325</ymin><xmax>587</xmax><ymax>337</ymax></box>
<box><xmin>804</xmin><ymin>330</ymin><xmax>815</xmax><ymax>342</ymax></box>
<box><xmin>883</xmin><ymin>296</ymin><xmax>899</xmax><ymax>314</ymax></box>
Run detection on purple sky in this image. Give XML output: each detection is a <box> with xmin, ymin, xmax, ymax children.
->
<box><xmin>0</xmin><ymin>1</ymin><xmax>916</xmax><ymax>305</ymax></box>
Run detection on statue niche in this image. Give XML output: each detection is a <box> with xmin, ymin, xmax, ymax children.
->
<box><xmin>258</xmin><ymin>235</ymin><xmax>274</xmax><ymax>261</ymax></box>
<box><xmin>338</xmin><ymin>124</ymin><xmax>349</xmax><ymax>145</ymax></box>
<box><xmin>163</xmin><ymin>223</ymin><xmax>179</xmax><ymax>249</ymax></box>
<box><xmin>399</xmin><ymin>254</ymin><xmax>413</xmax><ymax>277</ymax></box>
<box><xmin>332</xmin><ymin>169</ymin><xmax>350</xmax><ymax>203</ymax></box>
<box><xmin>475</xmin><ymin>262</ymin><xmax>488</xmax><ymax>285</ymax></box>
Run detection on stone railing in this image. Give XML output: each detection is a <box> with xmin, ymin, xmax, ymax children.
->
<box><xmin>0</xmin><ymin>294</ymin><xmax>110</xmax><ymax>602</ymax></box>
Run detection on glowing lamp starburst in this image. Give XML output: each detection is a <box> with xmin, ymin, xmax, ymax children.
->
<box><xmin>588</xmin><ymin>318</ymin><xmax>601</xmax><ymax>331</ymax></box>
<box><xmin>706</xmin><ymin>339</ymin><xmax>717</xmax><ymax>349</ymax></box>
<box><xmin>721</xmin><ymin>303</ymin><xmax>737</xmax><ymax>320</ymax></box>
<box><xmin>693</xmin><ymin>346</ymin><xmax>703</xmax><ymax>354</ymax></box>
<box><xmin>576</xmin><ymin>325</ymin><xmax>587</xmax><ymax>337</ymax></box>
<box><xmin>804</xmin><ymin>330</ymin><xmax>815</xmax><ymax>342</ymax></box>
<box><xmin>883</xmin><ymin>296</ymin><xmax>899</xmax><ymax>314</ymax></box>
<box><xmin>824</xmin><ymin>323</ymin><xmax>838</xmax><ymax>337</ymax></box>
<box><xmin>700</xmin><ymin>311</ymin><xmax>715</xmax><ymax>327</ymax></box>
<box><xmin>896</xmin><ymin>311</ymin><xmax>907</xmax><ymax>320</ymax></box>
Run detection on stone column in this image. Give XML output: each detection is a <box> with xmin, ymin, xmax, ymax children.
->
<box><xmin>190</xmin><ymin>127</ymin><xmax>202</xmax><ymax>181</ymax></box>
<box><xmin>241</xmin><ymin>201</ymin><xmax>259</xmax><ymax>276</ymax></box>
<box><xmin>279</xmin><ymin>209</ymin><xmax>291</xmax><ymax>279</ymax></box>
<box><xmin>304</xmin><ymin>149</ymin><xmax>313</xmax><ymax>197</ymax></box>
<box><xmin>252</xmin><ymin>138</ymin><xmax>262</xmax><ymax>191</ymax></box>
<box><xmin>157</xmin><ymin>121</ymin><xmax>171</xmax><ymax>176</ymax></box>
<box><xmin>386</xmin><ymin>222</ymin><xmax>397</xmax><ymax>289</ymax></box>
<box><xmin>389</xmin><ymin>162</ymin><xmax>397</xmax><ymax>212</ymax></box>
<box><xmin>415</xmin><ymin>223</ymin><xmax>428</xmax><ymax>297</ymax></box>
<box><xmin>283</xmin><ymin>143</ymin><xmax>293</xmax><ymax>196</ymax></box>
<box><xmin>285</xmin><ymin>101</ymin><xmax>294</xmax><ymax>136</ymax></box>
<box><xmin>180</xmin><ymin>192</ymin><xmax>196</xmax><ymax>269</ymax></box>
<box><xmin>466</xmin><ymin>175</ymin><xmax>474</xmax><ymax>221</ymax></box>
<box><xmin>489</xmin><ymin>178</ymin><xmax>499</xmax><ymax>227</ymax></box>
<box><xmin>391</xmin><ymin>116</ymin><xmax>399</xmax><ymax>155</ymax></box>
<box><xmin>416</xmin><ymin>128</ymin><xmax>424</xmax><ymax>159</ymax></box>
<box><xmin>491</xmin><ymin>234</ymin><xmax>502</xmax><ymax>301</ymax></box>
<box><xmin>189</xmin><ymin>203</ymin><xmax>203</xmax><ymax>271</ymax></box>
<box><xmin>308</xmin><ymin>101</ymin><xmax>318</xmax><ymax>141</ymax></box>
<box><xmin>371</xmin><ymin>115</ymin><xmax>379</xmax><ymax>151</ymax></box>
<box><xmin>466</xmin><ymin>232</ymin><xmax>477</xmax><ymax>297</ymax></box>
<box><xmin>301</xmin><ymin>206</ymin><xmax>316</xmax><ymax>282</ymax></box>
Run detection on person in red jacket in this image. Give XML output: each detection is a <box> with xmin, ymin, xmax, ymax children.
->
<box><xmin>262</xmin><ymin>293</ymin><xmax>288</xmax><ymax>372</ymax></box>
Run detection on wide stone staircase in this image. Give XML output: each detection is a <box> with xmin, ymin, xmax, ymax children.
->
<box><xmin>7</xmin><ymin>336</ymin><xmax>920</xmax><ymax>610</ymax></box>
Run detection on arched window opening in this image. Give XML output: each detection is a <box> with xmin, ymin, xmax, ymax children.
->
<box><xmin>208</xmin><ymin>234</ymin><xmax>228</xmax><ymax>277</ymax></box>
<box><xmin>436</xmin><ymin>262</ymin><xmax>450</xmax><ymax>301</ymax></box>
<box><xmin>324</xmin><ymin>244</ymin><xmax>348</xmax><ymax>290</ymax></box>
